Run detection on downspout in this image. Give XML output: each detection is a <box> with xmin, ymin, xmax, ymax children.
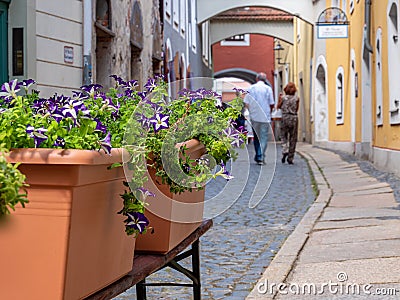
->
<box><xmin>83</xmin><ymin>0</ymin><xmax>93</xmax><ymax>85</ymax></box>
<box><xmin>364</xmin><ymin>0</ymin><xmax>373</xmax><ymax>53</ymax></box>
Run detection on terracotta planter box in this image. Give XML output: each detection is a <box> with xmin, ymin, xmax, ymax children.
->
<box><xmin>135</xmin><ymin>139</ymin><xmax>206</xmax><ymax>254</ymax></box>
<box><xmin>0</xmin><ymin>149</ymin><xmax>135</xmax><ymax>300</ymax></box>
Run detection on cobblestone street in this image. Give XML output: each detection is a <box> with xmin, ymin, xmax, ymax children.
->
<box><xmin>115</xmin><ymin>143</ymin><xmax>316</xmax><ymax>299</ymax></box>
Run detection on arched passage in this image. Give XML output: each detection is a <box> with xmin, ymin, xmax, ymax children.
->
<box><xmin>211</xmin><ymin>20</ymin><xmax>294</xmax><ymax>45</ymax></box>
<box><xmin>214</xmin><ymin>68</ymin><xmax>271</xmax><ymax>86</ymax></box>
<box><xmin>198</xmin><ymin>0</ymin><xmax>316</xmax><ymax>24</ymax></box>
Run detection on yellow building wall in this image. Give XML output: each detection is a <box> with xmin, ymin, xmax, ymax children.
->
<box><xmin>348</xmin><ymin>0</ymin><xmax>364</xmax><ymax>143</ymax></box>
<box><xmin>371</xmin><ymin>0</ymin><xmax>400</xmax><ymax>150</ymax></box>
<box><xmin>296</xmin><ymin>18</ymin><xmax>314</xmax><ymax>143</ymax></box>
<box><xmin>326</xmin><ymin>38</ymin><xmax>351</xmax><ymax>141</ymax></box>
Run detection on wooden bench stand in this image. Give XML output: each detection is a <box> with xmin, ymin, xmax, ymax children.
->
<box><xmin>86</xmin><ymin>219</ymin><xmax>213</xmax><ymax>300</ymax></box>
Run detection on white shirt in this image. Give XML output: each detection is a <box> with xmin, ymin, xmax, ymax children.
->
<box><xmin>244</xmin><ymin>81</ymin><xmax>275</xmax><ymax>123</ymax></box>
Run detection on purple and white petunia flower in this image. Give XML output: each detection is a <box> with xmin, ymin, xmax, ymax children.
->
<box><xmin>214</xmin><ymin>162</ymin><xmax>234</xmax><ymax>181</ymax></box>
<box><xmin>137</xmin><ymin>187</ymin><xmax>156</xmax><ymax>198</ymax></box>
<box><xmin>61</xmin><ymin>99</ymin><xmax>84</xmax><ymax>119</ymax></box>
<box><xmin>223</xmin><ymin>126</ymin><xmax>244</xmax><ymax>147</ymax></box>
<box><xmin>94</xmin><ymin>118</ymin><xmax>107</xmax><ymax>134</ymax></box>
<box><xmin>124</xmin><ymin>80</ymin><xmax>138</xmax><ymax>90</ymax></box>
<box><xmin>99</xmin><ymin>132</ymin><xmax>112</xmax><ymax>154</ymax></box>
<box><xmin>26</xmin><ymin>125</ymin><xmax>48</xmax><ymax>148</ymax></box>
<box><xmin>80</xmin><ymin>84</ymin><xmax>103</xmax><ymax>97</ymax></box>
<box><xmin>19</xmin><ymin>79</ymin><xmax>36</xmax><ymax>92</ymax></box>
<box><xmin>149</xmin><ymin>113</ymin><xmax>169</xmax><ymax>132</ymax></box>
<box><xmin>144</xmin><ymin>78</ymin><xmax>157</xmax><ymax>93</ymax></box>
<box><xmin>136</xmin><ymin>113</ymin><xmax>150</xmax><ymax>129</ymax></box>
<box><xmin>72</xmin><ymin>91</ymin><xmax>89</xmax><ymax>101</ymax></box>
<box><xmin>0</xmin><ymin>79</ymin><xmax>20</xmax><ymax>100</ymax></box>
<box><xmin>110</xmin><ymin>75</ymin><xmax>126</xmax><ymax>87</ymax></box>
<box><xmin>53</xmin><ymin>137</ymin><xmax>66</xmax><ymax>148</ymax></box>
<box><xmin>125</xmin><ymin>212</ymin><xmax>149</xmax><ymax>233</ymax></box>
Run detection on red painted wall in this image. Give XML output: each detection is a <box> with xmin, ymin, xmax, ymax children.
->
<box><xmin>212</xmin><ymin>34</ymin><xmax>275</xmax><ymax>91</ymax></box>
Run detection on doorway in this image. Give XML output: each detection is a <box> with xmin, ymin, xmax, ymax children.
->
<box><xmin>0</xmin><ymin>2</ymin><xmax>8</xmax><ymax>84</ymax></box>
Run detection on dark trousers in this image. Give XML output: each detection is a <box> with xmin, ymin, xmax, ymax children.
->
<box><xmin>280</xmin><ymin>115</ymin><xmax>298</xmax><ymax>162</ymax></box>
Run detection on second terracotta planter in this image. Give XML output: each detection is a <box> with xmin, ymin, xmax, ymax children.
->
<box><xmin>135</xmin><ymin>139</ymin><xmax>206</xmax><ymax>254</ymax></box>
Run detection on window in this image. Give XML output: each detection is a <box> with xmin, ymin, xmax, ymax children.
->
<box><xmin>202</xmin><ymin>21</ymin><xmax>209</xmax><ymax>63</ymax></box>
<box><xmin>376</xmin><ymin>28</ymin><xmax>383</xmax><ymax>126</ymax></box>
<box><xmin>179</xmin><ymin>0</ymin><xmax>186</xmax><ymax>36</ymax></box>
<box><xmin>336</xmin><ymin>67</ymin><xmax>344</xmax><ymax>124</ymax></box>
<box><xmin>387</xmin><ymin>1</ymin><xmax>400</xmax><ymax>123</ymax></box>
<box><xmin>225</xmin><ymin>35</ymin><xmax>245</xmax><ymax>42</ymax></box>
<box><xmin>165</xmin><ymin>0</ymin><xmax>171</xmax><ymax>22</ymax></box>
<box><xmin>350</xmin><ymin>0</ymin><xmax>354</xmax><ymax>14</ymax></box>
<box><xmin>96</xmin><ymin>0</ymin><xmax>111</xmax><ymax>29</ymax></box>
<box><xmin>173</xmin><ymin>0</ymin><xmax>179</xmax><ymax>30</ymax></box>
<box><xmin>220</xmin><ymin>34</ymin><xmax>250</xmax><ymax>46</ymax></box>
<box><xmin>12</xmin><ymin>28</ymin><xmax>23</xmax><ymax>76</ymax></box>
<box><xmin>190</xmin><ymin>0</ymin><xmax>196</xmax><ymax>52</ymax></box>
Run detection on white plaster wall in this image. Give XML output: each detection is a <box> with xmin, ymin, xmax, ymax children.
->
<box><xmin>316</xmin><ymin>141</ymin><xmax>355</xmax><ymax>154</ymax></box>
<box><xmin>35</xmin><ymin>1</ymin><xmax>83</xmax><ymax>95</ymax></box>
<box><xmin>314</xmin><ymin>55</ymin><xmax>329</xmax><ymax>142</ymax></box>
<box><xmin>372</xmin><ymin>147</ymin><xmax>400</xmax><ymax>177</ymax></box>
<box><xmin>311</xmin><ymin>0</ymin><xmax>327</xmax><ymax>144</ymax></box>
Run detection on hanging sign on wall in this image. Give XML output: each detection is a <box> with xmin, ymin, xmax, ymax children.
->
<box><xmin>316</xmin><ymin>7</ymin><xmax>349</xmax><ymax>39</ymax></box>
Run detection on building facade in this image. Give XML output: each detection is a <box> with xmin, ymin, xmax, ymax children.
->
<box><xmin>312</xmin><ymin>0</ymin><xmax>400</xmax><ymax>176</ymax></box>
<box><xmin>1</xmin><ymin>0</ymin><xmax>163</xmax><ymax>96</ymax></box>
<box><xmin>162</xmin><ymin>0</ymin><xmax>212</xmax><ymax>92</ymax></box>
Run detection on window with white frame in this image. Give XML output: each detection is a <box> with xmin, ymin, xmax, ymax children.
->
<box><xmin>220</xmin><ymin>34</ymin><xmax>250</xmax><ymax>46</ymax></box>
<box><xmin>173</xmin><ymin>0</ymin><xmax>179</xmax><ymax>30</ymax></box>
<box><xmin>165</xmin><ymin>0</ymin><xmax>171</xmax><ymax>22</ymax></box>
<box><xmin>376</xmin><ymin>28</ymin><xmax>383</xmax><ymax>126</ymax></box>
<box><xmin>179</xmin><ymin>0</ymin><xmax>186</xmax><ymax>37</ymax></box>
<box><xmin>190</xmin><ymin>0</ymin><xmax>196</xmax><ymax>53</ymax></box>
<box><xmin>202</xmin><ymin>21</ymin><xmax>209</xmax><ymax>63</ymax></box>
<box><xmin>336</xmin><ymin>67</ymin><xmax>344</xmax><ymax>124</ymax></box>
<box><xmin>388</xmin><ymin>1</ymin><xmax>400</xmax><ymax>123</ymax></box>
<box><xmin>350</xmin><ymin>0</ymin><xmax>354</xmax><ymax>14</ymax></box>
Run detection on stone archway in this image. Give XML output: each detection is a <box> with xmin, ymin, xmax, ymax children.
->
<box><xmin>214</xmin><ymin>68</ymin><xmax>271</xmax><ymax>86</ymax></box>
<box><xmin>197</xmin><ymin>0</ymin><xmax>316</xmax><ymax>24</ymax></box>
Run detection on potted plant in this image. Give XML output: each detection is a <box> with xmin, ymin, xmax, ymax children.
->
<box><xmin>122</xmin><ymin>79</ymin><xmax>246</xmax><ymax>253</ymax></box>
<box><xmin>0</xmin><ymin>76</ymin><xmax>246</xmax><ymax>297</ymax></box>
<box><xmin>0</xmin><ymin>78</ymin><xmax>145</xmax><ymax>300</ymax></box>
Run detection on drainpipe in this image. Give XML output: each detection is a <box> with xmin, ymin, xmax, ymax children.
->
<box><xmin>364</xmin><ymin>0</ymin><xmax>373</xmax><ymax>53</ymax></box>
<box><xmin>83</xmin><ymin>0</ymin><xmax>93</xmax><ymax>84</ymax></box>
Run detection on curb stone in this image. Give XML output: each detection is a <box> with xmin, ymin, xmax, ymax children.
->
<box><xmin>246</xmin><ymin>146</ymin><xmax>332</xmax><ymax>300</ymax></box>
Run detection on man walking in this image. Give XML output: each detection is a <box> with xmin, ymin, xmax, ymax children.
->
<box><xmin>244</xmin><ymin>72</ymin><xmax>275</xmax><ymax>165</ymax></box>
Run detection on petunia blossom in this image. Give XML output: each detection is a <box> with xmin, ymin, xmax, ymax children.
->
<box><xmin>214</xmin><ymin>162</ymin><xmax>234</xmax><ymax>181</ymax></box>
<box><xmin>26</xmin><ymin>125</ymin><xmax>48</xmax><ymax>148</ymax></box>
<box><xmin>149</xmin><ymin>113</ymin><xmax>169</xmax><ymax>132</ymax></box>
<box><xmin>99</xmin><ymin>132</ymin><xmax>112</xmax><ymax>154</ymax></box>
<box><xmin>125</xmin><ymin>212</ymin><xmax>149</xmax><ymax>234</ymax></box>
<box><xmin>0</xmin><ymin>79</ymin><xmax>20</xmax><ymax>100</ymax></box>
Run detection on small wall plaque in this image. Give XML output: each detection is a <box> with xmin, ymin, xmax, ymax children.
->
<box><xmin>64</xmin><ymin>46</ymin><xmax>74</xmax><ymax>64</ymax></box>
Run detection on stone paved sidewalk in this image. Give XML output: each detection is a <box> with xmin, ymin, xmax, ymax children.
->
<box><xmin>247</xmin><ymin>143</ymin><xmax>400</xmax><ymax>300</ymax></box>
<box><xmin>115</xmin><ymin>143</ymin><xmax>316</xmax><ymax>299</ymax></box>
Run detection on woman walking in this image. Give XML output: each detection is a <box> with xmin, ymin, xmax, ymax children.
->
<box><xmin>277</xmin><ymin>82</ymin><xmax>299</xmax><ymax>164</ymax></box>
